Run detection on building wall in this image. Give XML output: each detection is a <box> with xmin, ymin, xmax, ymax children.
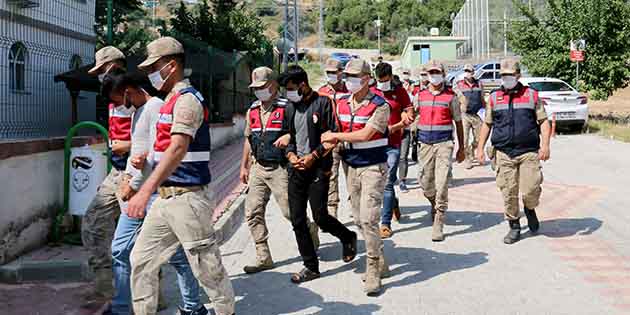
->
<box><xmin>0</xmin><ymin>148</ymin><xmax>64</xmax><ymax>265</ymax></box>
<box><xmin>0</xmin><ymin>119</ymin><xmax>245</xmax><ymax>265</ymax></box>
<box><xmin>0</xmin><ymin>0</ymin><xmax>97</xmax><ymax>139</ymax></box>
<box><xmin>403</xmin><ymin>40</ymin><xmax>461</xmax><ymax>69</ymax></box>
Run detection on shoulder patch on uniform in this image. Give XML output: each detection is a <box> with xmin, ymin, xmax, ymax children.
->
<box><xmin>275</xmin><ymin>98</ymin><xmax>288</xmax><ymax>107</ymax></box>
<box><xmin>339</xmin><ymin>94</ymin><xmax>351</xmax><ymax>101</ymax></box>
<box><xmin>179</xmin><ymin>87</ymin><xmax>204</xmax><ymax>103</ymax></box>
<box><xmin>371</xmin><ymin>94</ymin><xmax>387</xmax><ymax>106</ymax></box>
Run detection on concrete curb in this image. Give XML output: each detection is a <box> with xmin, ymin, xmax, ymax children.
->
<box><xmin>0</xmin><ymin>191</ymin><xmax>247</xmax><ymax>284</ymax></box>
<box><xmin>0</xmin><ymin>258</ymin><xmax>90</xmax><ymax>284</ymax></box>
<box><xmin>214</xmin><ymin>191</ymin><xmax>246</xmax><ymax>246</ymax></box>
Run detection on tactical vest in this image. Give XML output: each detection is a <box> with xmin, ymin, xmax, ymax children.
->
<box><xmin>457</xmin><ymin>80</ymin><xmax>484</xmax><ymax>114</ymax></box>
<box><xmin>248</xmin><ymin>98</ymin><xmax>288</xmax><ymax>163</ymax></box>
<box><xmin>108</xmin><ymin>103</ymin><xmax>132</xmax><ymax>170</ymax></box>
<box><xmin>336</xmin><ymin>94</ymin><xmax>389</xmax><ymax>167</ymax></box>
<box><xmin>154</xmin><ymin>87</ymin><xmax>211</xmax><ymax>186</ymax></box>
<box><xmin>416</xmin><ymin>87</ymin><xmax>455</xmax><ymax>144</ymax></box>
<box><xmin>490</xmin><ymin>84</ymin><xmax>541</xmax><ymax>158</ymax></box>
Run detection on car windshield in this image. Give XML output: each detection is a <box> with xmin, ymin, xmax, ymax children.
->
<box><xmin>528</xmin><ymin>81</ymin><xmax>573</xmax><ymax>92</ymax></box>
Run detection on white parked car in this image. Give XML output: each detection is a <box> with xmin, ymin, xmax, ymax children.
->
<box><xmin>519</xmin><ymin>77</ymin><xmax>588</xmax><ymax>131</ymax></box>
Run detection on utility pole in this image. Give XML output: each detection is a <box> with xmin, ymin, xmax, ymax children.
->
<box><xmin>294</xmin><ymin>0</ymin><xmax>298</xmax><ymax>65</ymax></box>
<box><xmin>503</xmin><ymin>0</ymin><xmax>508</xmax><ymax>56</ymax></box>
<box><xmin>283</xmin><ymin>0</ymin><xmax>288</xmax><ymax>71</ymax></box>
<box><xmin>375</xmin><ymin>16</ymin><xmax>382</xmax><ymax>57</ymax></box>
<box><xmin>319</xmin><ymin>0</ymin><xmax>323</xmax><ymax>63</ymax></box>
<box><xmin>485</xmin><ymin>0</ymin><xmax>490</xmax><ymax>59</ymax></box>
<box><xmin>107</xmin><ymin>0</ymin><xmax>113</xmax><ymax>44</ymax></box>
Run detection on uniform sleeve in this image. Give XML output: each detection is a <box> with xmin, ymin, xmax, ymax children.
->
<box><xmin>485</xmin><ymin>93</ymin><xmax>494</xmax><ymax>124</ymax></box>
<box><xmin>244</xmin><ymin>109</ymin><xmax>252</xmax><ymax>137</ymax></box>
<box><xmin>449</xmin><ymin>96</ymin><xmax>462</xmax><ymax>122</ymax></box>
<box><xmin>367</xmin><ymin>104</ymin><xmax>390</xmax><ymax>134</ymax></box>
<box><xmin>533</xmin><ymin>90</ymin><xmax>548</xmax><ymax>122</ymax></box>
<box><xmin>171</xmin><ymin>94</ymin><xmax>204</xmax><ymax>137</ymax></box>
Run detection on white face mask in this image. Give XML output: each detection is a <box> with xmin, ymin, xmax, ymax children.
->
<box><xmin>346</xmin><ymin>77</ymin><xmax>365</xmax><ymax>93</ymax></box>
<box><xmin>327</xmin><ymin>73</ymin><xmax>339</xmax><ymax>85</ymax></box>
<box><xmin>421</xmin><ymin>75</ymin><xmax>430</xmax><ymax>83</ymax></box>
<box><xmin>429</xmin><ymin>74</ymin><xmax>444</xmax><ymax>86</ymax></box>
<box><xmin>402</xmin><ymin>74</ymin><xmax>410</xmax><ymax>81</ymax></box>
<box><xmin>148</xmin><ymin>62</ymin><xmax>173</xmax><ymax>91</ymax></box>
<box><xmin>376</xmin><ymin>80</ymin><xmax>391</xmax><ymax>92</ymax></box>
<box><xmin>98</xmin><ymin>64</ymin><xmax>114</xmax><ymax>83</ymax></box>
<box><xmin>502</xmin><ymin>75</ymin><xmax>518</xmax><ymax>90</ymax></box>
<box><xmin>286</xmin><ymin>90</ymin><xmax>302</xmax><ymax>102</ymax></box>
<box><xmin>465</xmin><ymin>72</ymin><xmax>474</xmax><ymax>79</ymax></box>
<box><xmin>254</xmin><ymin>87</ymin><xmax>273</xmax><ymax>102</ymax></box>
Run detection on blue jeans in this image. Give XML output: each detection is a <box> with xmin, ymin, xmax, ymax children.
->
<box><xmin>111</xmin><ymin>196</ymin><xmax>202</xmax><ymax>315</ymax></box>
<box><xmin>381</xmin><ymin>147</ymin><xmax>401</xmax><ymax>226</ymax></box>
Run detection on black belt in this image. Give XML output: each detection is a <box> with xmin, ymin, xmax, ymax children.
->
<box><xmin>256</xmin><ymin>160</ymin><xmax>282</xmax><ymax>168</ymax></box>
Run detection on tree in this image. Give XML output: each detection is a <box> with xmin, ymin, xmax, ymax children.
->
<box><xmin>509</xmin><ymin>0</ymin><xmax>630</xmax><ymax>99</ymax></box>
<box><xmin>323</xmin><ymin>0</ymin><xmax>464</xmax><ymax>52</ymax></box>
<box><xmin>165</xmin><ymin>0</ymin><xmax>272</xmax><ymax>64</ymax></box>
<box><xmin>171</xmin><ymin>1</ymin><xmax>195</xmax><ymax>37</ymax></box>
<box><xmin>94</xmin><ymin>0</ymin><xmax>157</xmax><ymax>55</ymax></box>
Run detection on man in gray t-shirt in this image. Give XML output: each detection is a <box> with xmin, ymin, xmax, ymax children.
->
<box><xmin>294</xmin><ymin>107</ymin><xmax>310</xmax><ymax>157</ymax></box>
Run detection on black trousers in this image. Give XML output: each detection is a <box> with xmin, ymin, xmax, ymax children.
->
<box><xmin>288</xmin><ymin>166</ymin><xmax>354</xmax><ymax>273</ymax></box>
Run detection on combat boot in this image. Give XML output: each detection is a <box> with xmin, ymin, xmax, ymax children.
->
<box><xmin>432</xmin><ymin>211</ymin><xmax>445</xmax><ymax>242</ymax></box>
<box><xmin>464</xmin><ymin>159</ymin><xmax>473</xmax><ymax>170</ymax></box>
<box><xmin>178</xmin><ymin>305</ymin><xmax>209</xmax><ymax>315</ymax></box>
<box><xmin>309</xmin><ymin>222</ymin><xmax>320</xmax><ymax>250</ymax></box>
<box><xmin>364</xmin><ymin>256</ymin><xmax>382</xmax><ymax>296</ymax></box>
<box><xmin>81</xmin><ymin>268</ymin><xmax>114</xmax><ymax>309</ymax></box>
<box><xmin>362</xmin><ymin>253</ymin><xmax>390</xmax><ymax>281</ymax></box>
<box><xmin>243</xmin><ymin>242</ymin><xmax>274</xmax><ymax>274</ymax></box>
<box><xmin>524</xmin><ymin>208</ymin><xmax>540</xmax><ymax>233</ymax></box>
<box><xmin>504</xmin><ymin>219</ymin><xmax>521</xmax><ymax>244</ymax></box>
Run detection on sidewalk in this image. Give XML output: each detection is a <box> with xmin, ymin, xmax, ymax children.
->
<box><xmin>174</xmin><ymin>135</ymin><xmax>630</xmax><ymax>314</ymax></box>
<box><xmin>0</xmin><ymin>139</ymin><xmax>247</xmax><ymax>314</ymax></box>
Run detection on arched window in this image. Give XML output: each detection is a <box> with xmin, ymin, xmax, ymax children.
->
<box><xmin>69</xmin><ymin>54</ymin><xmax>82</xmax><ymax>71</ymax></box>
<box><xmin>9</xmin><ymin>42</ymin><xmax>27</xmax><ymax>91</ymax></box>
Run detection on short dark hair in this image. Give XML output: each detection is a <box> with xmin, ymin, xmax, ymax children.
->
<box><xmin>374</xmin><ymin>62</ymin><xmax>392</xmax><ymax>78</ymax></box>
<box><xmin>101</xmin><ymin>73</ymin><xmax>122</xmax><ymax>99</ymax></box>
<box><xmin>279</xmin><ymin>65</ymin><xmax>309</xmax><ymax>87</ymax></box>
<box><xmin>102</xmin><ymin>72</ymin><xmax>158</xmax><ymax>99</ymax></box>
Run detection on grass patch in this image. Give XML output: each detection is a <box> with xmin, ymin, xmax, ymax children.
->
<box><xmin>588</xmin><ymin>119</ymin><xmax>630</xmax><ymax>143</ymax></box>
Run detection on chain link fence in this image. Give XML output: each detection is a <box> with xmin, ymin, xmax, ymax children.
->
<box><xmin>451</xmin><ymin>0</ymin><xmax>547</xmax><ymax>61</ymax></box>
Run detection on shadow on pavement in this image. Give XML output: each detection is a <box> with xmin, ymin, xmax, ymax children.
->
<box><xmin>304</xmin><ymin>239</ymin><xmax>488</xmax><ymax>297</ymax></box>
<box><xmin>449</xmin><ymin>176</ymin><xmax>496</xmax><ymax>187</ymax></box>
<box><xmin>382</xmin><ymin>240</ymin><xmax>489</xmax><ymax>291</ymax></box>
<box><xmin>530</xmin><ymin>217</ymin><xmax>603</xmax><ymax>239</ymax></box>
<box><xmin>394</xmin><ymin>208</ymin><xmax>504</xmax><ymax>238</ymax></box>
<box><xmin>231</xmin><ymin>271</ymin><xmax>381</xmax><ymax>315</ymax></box>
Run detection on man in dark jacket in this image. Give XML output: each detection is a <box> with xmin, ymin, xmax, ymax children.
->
<box><xmin>280</xmin><ymin>65</ymin><xmax>358</xmax><ymax>284</ymax></box>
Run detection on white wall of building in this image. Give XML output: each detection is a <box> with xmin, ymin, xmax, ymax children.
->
<box><xmin>0</xmin><ymin>0</ymin><xmax>97</xmax><ymax>139</ymax></box>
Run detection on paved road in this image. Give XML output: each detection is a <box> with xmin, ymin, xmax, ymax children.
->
<box><xmin>160</xmin><ymin>133</ymin><xmax>630</xmax><ymax>315</ymax></box>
